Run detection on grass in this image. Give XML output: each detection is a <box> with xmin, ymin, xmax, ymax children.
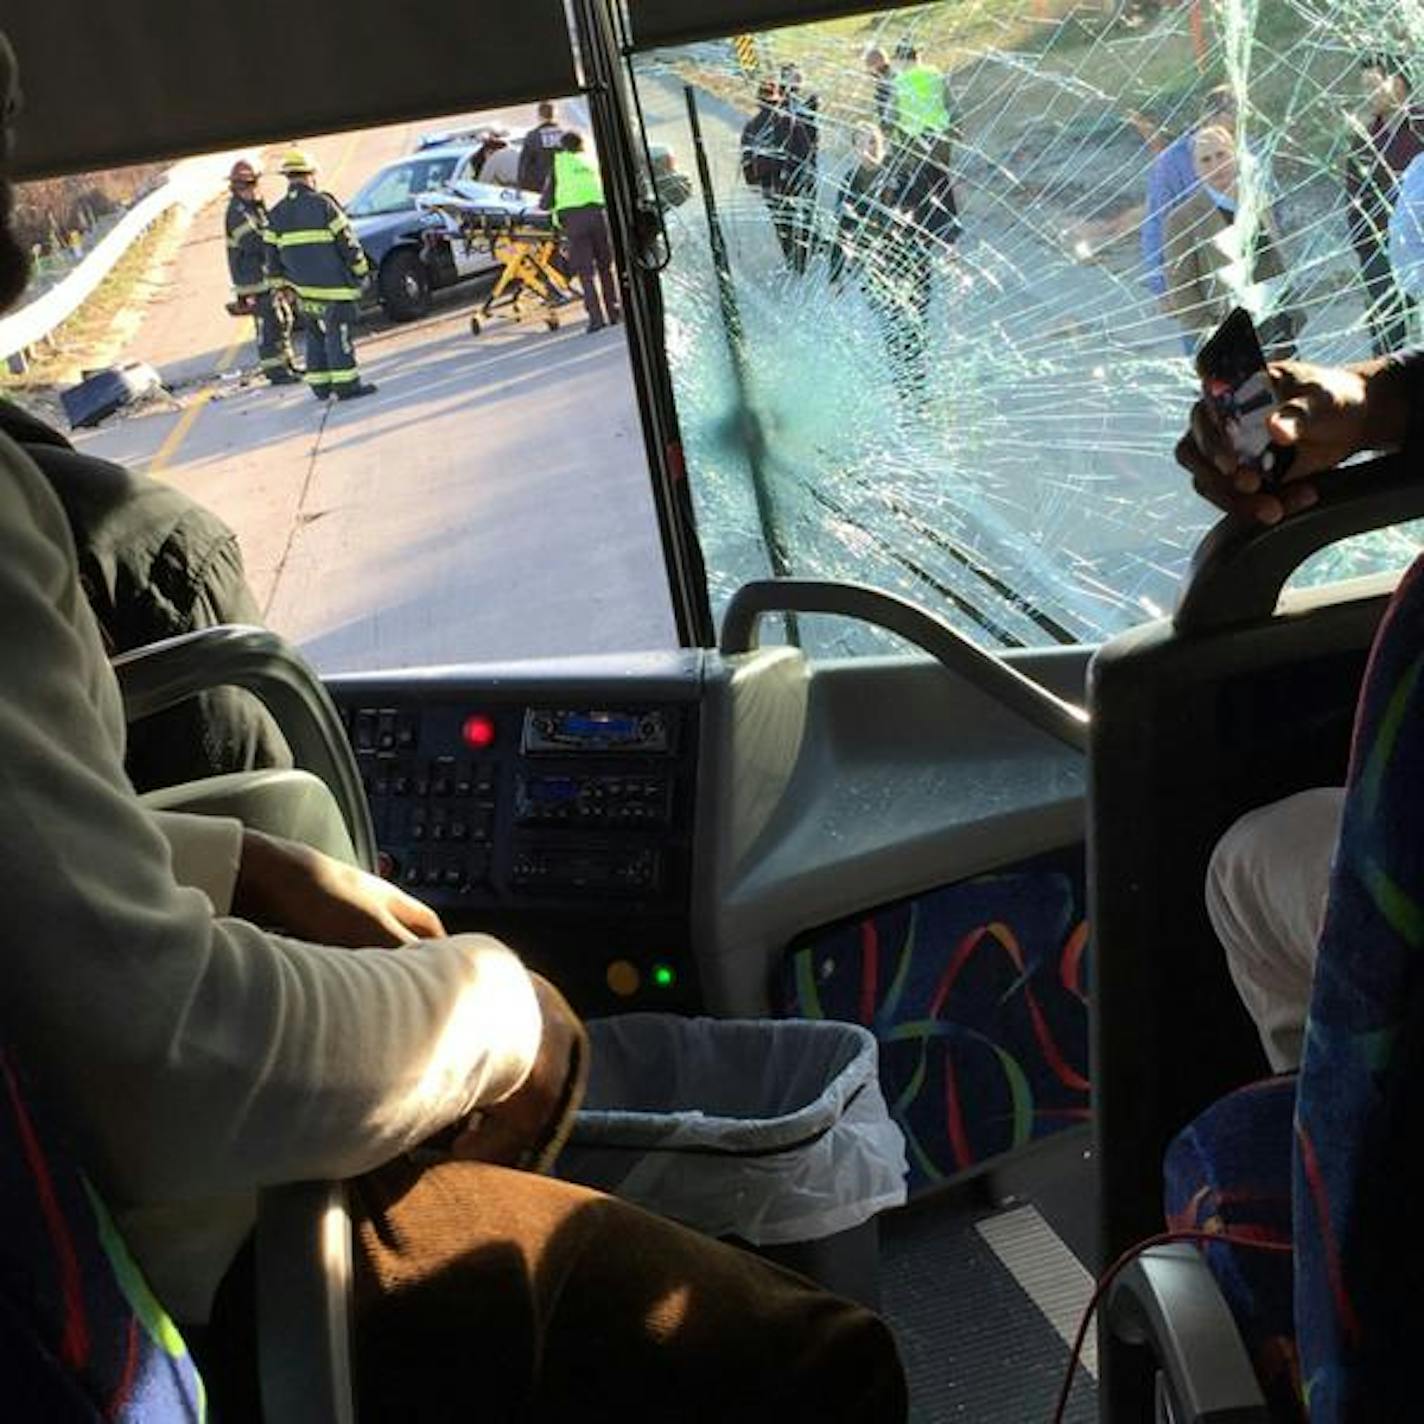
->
<box><xmin>673</xmin><ymin>0</ymin><xmax>1376</xmax><ymax>175</ymax></box>
<box><xmin>2</xmin><ymin>208</ymin><xmax>181</xmax><ymax>390</ymax></box>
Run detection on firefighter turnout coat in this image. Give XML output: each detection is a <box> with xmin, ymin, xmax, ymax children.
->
<box><xmin>263</xmin><ymin>182</ymin><xmax>370</xmax><ymax>302</ymax></box>
<box><xmin>224</xmin><ymin>194</ymin><xmax>272</xmax><ymax>299</ymax></box>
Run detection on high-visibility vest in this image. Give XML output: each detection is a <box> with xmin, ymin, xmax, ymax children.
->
<box><xmin>552</xmin><ymin>151</ymin><xmax>605</xmax><ymax>211</ymax></box>
<box><xmin>895</xmin><ymin>65</ymin><xmax>951</xmax><ymax>136</ymax></box>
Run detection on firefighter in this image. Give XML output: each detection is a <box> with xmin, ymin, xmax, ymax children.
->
<box><xmin>263</xmin><ymin>149</ymin><xmax>376</xmax><ymax>401</ymax></box>
<box><xmin>223</xmin><ymin>160</ymin><xmax>299</xmax><ymax>384</ymax></box>
<box><xmin>890</xmin><ymin>39</ymin><xmax>961</xmax><ymax>249</ymax></box>
<box><xmin>543</xmin><ymin>132</ymin><xmax>621</xmax><ymax>333</ymax></box>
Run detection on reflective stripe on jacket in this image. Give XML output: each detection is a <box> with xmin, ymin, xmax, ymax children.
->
<box><xmin>263</xmin><ymin>183</ymin><xmax>369</xmax><ymax>302</ymax></box>
<box><xmin>224</xmin><ymin>195</ymin><xmax>270</xmax><ymax>296</ymax></box>
<box><xmin>552</xmin><ymin>151</ymin><xmax>605</xmax><ymax>212</ymax></box>
<box><xmin>894</xmin><ymin>65</ymin><xmax>951</xmax><ymax>136</ymax></box>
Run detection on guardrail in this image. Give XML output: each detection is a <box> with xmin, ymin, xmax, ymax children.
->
<box><xmin>1</xmin><ymin>148</ymin><xmax>258</xmax><ymax>366</ymax></box>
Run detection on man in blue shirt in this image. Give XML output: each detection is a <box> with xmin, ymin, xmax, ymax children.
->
<box><xmin>1142</xmin><ymin>85</ymin><xmax>1237</xmax><ymax>300</ymax></box>
<box><xmin>1389</xmin><ymin>151</ymin><xmax>1424</xmax><ymax>302</ymax></box>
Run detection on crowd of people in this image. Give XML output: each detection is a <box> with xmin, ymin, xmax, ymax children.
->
<box><xmin>737</xmin><ymin>43</ymin><xmax>1424</xmax><ymax>380</ymax></box>
<box><xmin>739</xmin><ymin>41</ymin><xmax>961</xmax><ymax>398</ymax></box>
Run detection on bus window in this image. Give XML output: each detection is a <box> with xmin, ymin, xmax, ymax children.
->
<box><xmin>626</xmin><ymin>1</ymin><xmax>1421</xmax><ymax>656</ymax></box>
<box><xmin>3</xmin><ymin>104</ymin><xmax>680</xmax><ymax>674</ymax></box>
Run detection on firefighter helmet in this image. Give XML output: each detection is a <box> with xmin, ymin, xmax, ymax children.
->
<box><xmin>228</xmin><ymin>159</ymin><xmax>260</xmax><ymax>187</ymax></box>
<box><xmin>279</xmin><ymin>148</ymin><xmax>317</xmax><ymax>176</ymax></box>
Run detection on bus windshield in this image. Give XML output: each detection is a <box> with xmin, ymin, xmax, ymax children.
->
<box><xmin>627</xmin><ymin>1</ymin><xmax>1424</xmax><ymax>655</ymax></box>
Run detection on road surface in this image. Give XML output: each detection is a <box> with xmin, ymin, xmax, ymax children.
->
<box><xmin>74</xmin><ymin>106</ymin><xmax>678</xmax><ymax>674</ymax></box>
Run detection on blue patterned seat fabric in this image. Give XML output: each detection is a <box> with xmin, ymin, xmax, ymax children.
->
<box><xmin>1163</xmin><ymin>551</ymin><xmax>1424</xmax><ymax>1423</ymax></box>
<box><xmin>1293</xmin><ymin>550</ymin><xmax>1424</xmax><ymax>1417</ymax></box>
<box><xmin>1164</xmin><ymin>1074</ymin><xmax>1300</xmax><ymax>1421</ymax></box>
<box><xmin>781</xmin><ymin>850</ymin><xmax>1089</xmax><ymax>1192</ymax></box>
<box><xmin>0</xmin><ymin>1048</ymin><xmax>206</xmax><ymax>1421</ymax></box>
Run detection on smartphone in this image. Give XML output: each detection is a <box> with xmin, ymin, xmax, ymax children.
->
<box><xmin>1195</xmin><ymin>307</ymin><xmax>1294</xmax><ymax>489</ymax></box>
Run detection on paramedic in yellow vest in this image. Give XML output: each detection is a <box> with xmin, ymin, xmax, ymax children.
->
<box><xmin>264</xmin><ymin>149</ymin><xmax>377</xmax><ymax>401</ymax></box>
<box><xmin>542</xmin><ymin>131</ymin><xmax>621</xmax><ymax>333</ymax></box>
<box><xmin>891</xmin><ymin>39</ymin><xmax>962</xmax><ymax>248</ymax></box>
<box><xmin>223</xmin><ymin>160</ymin><xmax>300</xmax><ymax>384</ymax></box>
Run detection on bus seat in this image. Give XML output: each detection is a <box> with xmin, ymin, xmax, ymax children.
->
<box><xmin>140</xmin><ymin>768</ymin><xmax>358</xmax><ymax>866</ymax></box>
<box><xmin>1107</xmin><ymin>550</ymin><xmax>1424</xmax><ymax>1422</ymax></box>
<box><xmin>1089</xmin><ymin>452</ymin><xmax>1424</xmax><ymax>1417</ymax></box>
<box><xmin>113</xmin><ymin>625</ymin><xmax>367</xmax><ymax>1422</ymax></box>
<box><xmin>0</xmin><ymin>1046</ymin><xmax>206</xmax><ymax>1421</ymax></box>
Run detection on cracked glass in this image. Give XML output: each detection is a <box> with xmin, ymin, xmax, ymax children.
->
<box><xmin>629</xmin><ymin>1</ymin><xmax>1424</xmax><ymax>654</ymax></box>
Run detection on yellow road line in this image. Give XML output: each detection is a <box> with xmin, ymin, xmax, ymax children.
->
<box><xmin>148</xmin><ymin>389</ymin><xmax>216</xmax><ymax>475</ymax></box>
<box><xmin>149</xmin><ymin>330</ymin><xmax>247</xmax><ymax>476</ymax></box>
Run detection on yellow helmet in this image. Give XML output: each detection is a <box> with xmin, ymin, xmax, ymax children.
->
<box><xmin>279</xmin><ymin>147</ymin><xmax>317</xmax><ymax>176</ymax></box>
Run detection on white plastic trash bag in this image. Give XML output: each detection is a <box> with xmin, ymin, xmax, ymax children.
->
<box><xmin>558</xmin><ymin>1015</ymin><xmax>908</xmax><ymax>1246</ymax></box>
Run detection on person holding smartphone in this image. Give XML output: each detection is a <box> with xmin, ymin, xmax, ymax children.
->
<box><xmin>1177</xmin><ymin>349</ymin><xmax>1421</xmax><ymax>1069</ymax></box>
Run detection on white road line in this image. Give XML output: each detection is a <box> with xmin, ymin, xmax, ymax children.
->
<box><xmin>975</xmin><ymin>1204</ymin><xmax>1098</xmax><ymax>1380</ymax></box>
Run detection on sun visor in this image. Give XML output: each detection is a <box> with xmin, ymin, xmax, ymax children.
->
<box><xmin>627</xmin><ymin>0</ymin><xmax>920</xmax><ymax>50</ymax></box>
<box><xmin>4</xmin><ymin>3</ymin><xmax>579</xmax><ymax>178</ymax></box>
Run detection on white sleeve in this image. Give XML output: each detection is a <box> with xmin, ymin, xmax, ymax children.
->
<box><xmin>0</xmin><ymin>442</ymin><xmax>541</xmax><ymax>1206</ymax></box>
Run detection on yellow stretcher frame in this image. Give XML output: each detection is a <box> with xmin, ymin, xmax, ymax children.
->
<box><xmin>457</xmin><ymin>214</ymin><xmax>575</xmax><ymax>336</ymax></box>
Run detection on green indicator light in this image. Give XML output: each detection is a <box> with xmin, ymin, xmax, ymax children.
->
<box><xmin>652</xmin><ymin>963</ymin><xmax>676</xmax><ymax>989</ymax></box>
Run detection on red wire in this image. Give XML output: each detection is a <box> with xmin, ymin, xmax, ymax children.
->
<box><xmin>1050</xmin><ymin>1227</ymin><xmax>1293</xmax><ymax>1424</ymax></box>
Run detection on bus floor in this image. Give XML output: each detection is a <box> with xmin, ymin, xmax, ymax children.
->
<box><xmin>880</xmin><ymin>1127</ymin><xmax>1097</xmax><ymax>1421</ymax></box>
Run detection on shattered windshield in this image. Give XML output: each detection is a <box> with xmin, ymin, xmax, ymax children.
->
<box><xmin>630</xmin><ymin>2</ymin><xmax>1424</xmax><ymax>653</ymax></box>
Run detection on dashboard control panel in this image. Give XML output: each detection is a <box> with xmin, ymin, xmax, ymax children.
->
<box><xmin>329</xmin><ymin>669</ymin><xmax>701</xmax><ymax>1015</ymax></box>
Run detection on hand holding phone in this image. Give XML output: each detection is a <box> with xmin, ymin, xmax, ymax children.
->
<box><xmin>1195</xmin><ymin>307</ymin><xmax>1296</xmax><ymax>490</ymax></box>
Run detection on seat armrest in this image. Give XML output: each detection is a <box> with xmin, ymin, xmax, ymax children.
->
<box><xmin>112</xmin><ymin>625</ymin><xmax>376</xmax><ymax>870</ymax></box>
<box><xmin>256</xmin><ymin>1181</ymin><xmax>357</xmax><ymax>1424</ymax></box>
<box><xmin>1106</xmin><ymin>1244</ymin><xmax>1269</xmax><ymax>1424</ymax></box>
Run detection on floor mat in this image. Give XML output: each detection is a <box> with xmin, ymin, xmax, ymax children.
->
<box><xmin>881</xmin><ymin>1200</ymin><xmax>1097</xmax><ymax>1423</ymax></box>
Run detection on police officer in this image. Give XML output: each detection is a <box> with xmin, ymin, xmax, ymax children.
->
<box><xmin>224</xmin><ymin>160</ymin><xmax>299</xmax><ymax>384</ymax></box>
<box><xmin>543</xmin><ymin>132</ymin><xmax>621</xmax><ymax>334</ymax></box>
<box><xmin>890</xmin><ymin>39</ymin><xmax>961</xmax><ymax>248</ymax></box>
<box><xmin>264</xmin><ymin>149</ymin><xmax>376</xmax><ymax>401</ymax></box>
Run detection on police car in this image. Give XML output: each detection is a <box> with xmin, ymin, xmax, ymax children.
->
<box><xmin>346</xmin><ymin>140</ymin><xmax>528</xmax><ymax>321</ymax></box>
<box><xmin>348</xmin><ymin>132</ymin><xmax>691</xmax><ymax>321</ymax></box>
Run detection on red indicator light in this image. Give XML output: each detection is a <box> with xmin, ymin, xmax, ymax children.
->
<box><xmin>461</xmin><ymin>714</ymin><xmax>497</xmax><ymax>749</ymax></box>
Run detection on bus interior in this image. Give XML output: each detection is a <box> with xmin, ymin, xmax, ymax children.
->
<box><xmin>7</xmin><ymin>0</ymin><xmax>1424</xmax><ymax>1420</ymax></box>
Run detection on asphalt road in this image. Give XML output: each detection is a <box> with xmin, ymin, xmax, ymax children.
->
<box><xmin>74</xmin><ymin>106</ymin><xmax>678</xmax><ymax>674</ymax></box>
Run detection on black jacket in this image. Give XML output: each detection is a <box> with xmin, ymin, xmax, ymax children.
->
<box><xmin>518</xmin><ymin>121</ymin><xmax>565</xmax><ymax>196</ymax></box>
<box><xmin>741</xmin><ymin>103</ymin><xmax>796</xmax><ymax>191</ymax></box>
<box><xmin>0</xmin><ymin>401</ymin><xmax>290</xmax><ymax>791</ymax></box>
<box><xmin>829</xmin><ymin>159</ymin><xmax>917</xmax><ymax>285</ymax></box>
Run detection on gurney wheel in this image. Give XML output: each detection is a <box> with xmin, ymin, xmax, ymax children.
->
<box><xmin>469</xmin><ymin>317</ymin><xmax>482</xmax><ymax>336</ymax></box>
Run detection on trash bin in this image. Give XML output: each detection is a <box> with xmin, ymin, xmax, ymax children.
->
<box><xmin>557</xmin><ymin>1015</ymin><xmax>907</xmax><ymax>1307</ymax></box>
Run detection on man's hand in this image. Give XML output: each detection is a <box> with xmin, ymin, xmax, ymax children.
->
<box><xmin>450</xmin><ymin>974</ymin><xmax>588</xmax><ymax>1173</ymax></box>
<box><xmin>233</xmin><ymin>828</ymin><xmax>445</xmax><ymax>946</ymax></box>
<box><xmin>1175</xmin><ymin>359</ymin><xmax>1406</xmax><ymax>525</ymax></box>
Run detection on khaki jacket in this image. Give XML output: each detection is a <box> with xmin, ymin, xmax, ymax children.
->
<box><xmin>1163</xmin><ymin>188</ymin><xmax>1288</xmax><ymax>338</ymax></box>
